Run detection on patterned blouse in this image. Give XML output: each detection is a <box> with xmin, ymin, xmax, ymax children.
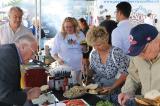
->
<box><xmin>90</xmin><ymin>46</ymin><xmax>130</xmax><ymax>104</ymax></box>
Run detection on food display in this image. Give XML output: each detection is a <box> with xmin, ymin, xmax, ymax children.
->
<box><xmin>63</xmin><ymin>86</ymin><xmax>86</xmax><ymax>98</ymax></box>
<box><xmin>63</xmin><ymin>99</ymin><xmax>88</xmax><ymax>106</ymax></box>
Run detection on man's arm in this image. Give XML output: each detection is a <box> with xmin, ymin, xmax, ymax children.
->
<box><xmin>121</xmin><ymin>58</ymin><xmax>141</xmax><ymax>94</ymax></box>
<box><xmin>118</xmin><ymin>58</ymin><xmax>141</xmax><ymax>105</ymax></box>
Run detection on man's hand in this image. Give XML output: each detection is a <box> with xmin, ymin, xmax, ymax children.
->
<box><xmin>27</xmin><ymin>87</ymin><xmax>41</xmax><ymax>100</ymax></box>
<box><xmin>118</xmin><ymin>93</ymin><xmax>132</xmax><ymax>106</ymax></box>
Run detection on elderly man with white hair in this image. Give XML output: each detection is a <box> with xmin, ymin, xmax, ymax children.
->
<box><xmin>0</xmin><ymin>34</ymin><xmax>41</xmax><ymax>106</ymax></box>
<box><xmin>0</xmin><ymin>6</ymin><xmax>33</xmax><ymax>45</ymax></box>
<box><xmin>118</xmin><ymin>24</ymin><xmax>160</xmax><ymax>105</ymax></box>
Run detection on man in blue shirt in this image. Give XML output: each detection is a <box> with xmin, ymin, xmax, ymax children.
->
<box><xmin>112</xmin><ymin>1</ymin><xmax>133</xmax><ymax>53</ymax></box>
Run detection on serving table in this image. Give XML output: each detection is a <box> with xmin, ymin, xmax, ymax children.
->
<box><xmin>52</xmin><ymin>89</ymin><xmax>103</xmax><ymax>106</ymax></box>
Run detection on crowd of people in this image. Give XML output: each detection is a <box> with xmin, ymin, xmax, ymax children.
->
<box><xmin>0</xmin><ymin>1</ymin><xmax>160</xmax><ymax>106</ymax></box>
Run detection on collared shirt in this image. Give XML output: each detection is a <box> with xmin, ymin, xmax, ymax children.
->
<box><xmin>112</xmin><ymin>19</ymin><xmax>133</xmax><ymax>53</ymax></box>
<box><xmin>121</xmin><ymin>55</ymin><xmax>160</xmax><ymax>96</ymax></box>
<box><xmin>0</xmin><ymin>23</ymin><xmax>33</xmax><ymax>45</ymax></box>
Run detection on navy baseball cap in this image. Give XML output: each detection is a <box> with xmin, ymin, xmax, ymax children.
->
<box><xmin>128</xmin><ymin>24</ymin><xmax>158</xmax><ymax>56</ymax></box>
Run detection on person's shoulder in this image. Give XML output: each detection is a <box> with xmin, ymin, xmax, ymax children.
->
<box><xmin>90</xmin><ymin>49</ymin><xmax>96</xmax><ymax>55</ymax></box>
<box><xmin>20</xmin><ymin>25</ymin><xmax>32</xmax><ymax>32</ymax></box>
<box><xmin>54</xmin><ymin>32</ymin><xmax>63</xmax><ymax>39</ymax></box>
<box><xmin>56</xmin><ymin>32</ymin><xmax>63</xmax><ymax>36</ymax></box>
<box><xmin>112</xmin><ymin>27</ymin><xmax>121</xmax><ymax>36</ymax></box>
<box><xmin>78</xmin><ymin>31</ymin><xmax>85</xmax><ymax>37</ymax></box>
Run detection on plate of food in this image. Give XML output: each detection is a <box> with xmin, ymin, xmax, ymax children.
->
<box><xmin>88</xmin><ymin>88</ymin><xmax>102</xmax><ymax>95</ymax></box>
<box><xmin>63</xmin><ymin>86</ymin><xmax>87</xmax><ymax>99</ymax></box>
<box><xmin>63</xmin><ymin>99</ymin><xmax>89</xmax><ymax>106</ymax></box>
<box><xmin>84</xmin><ymin>83</ymin><xmax>102</xmax><ymax>95</ymax></box>
<box><xmin>135</xmin><ymin>90</ymin><xmax>160</xmax><ymax>106</ymax></box>
<box><xmin>32</xmin><ymin>85</ymin><xmax>59</xmax><ymax>105</ymax></box>
<box><xmin>32</xmin><ymin>93</ymin><xmax>58</xmax><ymax>105</ymax></box>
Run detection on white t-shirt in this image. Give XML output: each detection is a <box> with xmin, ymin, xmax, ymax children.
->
<box><xmin>51</xmin><ymin>31</ymin><xmax>85</xmax><ymax>71</ymax></box>
<box><xmin>112</xmin><ymin>19</ymin><xmax>133</xmax><ymax>53</ymax></box>
<box><xmin>0</xmin><ymin>23</ymin><xmax>33</xmax><ymax>45</ymax></box>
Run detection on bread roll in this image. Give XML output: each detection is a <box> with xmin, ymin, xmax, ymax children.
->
<box><xmin>40</xmin><ymin>85</ymin><xmax>49</xmax><ymax>91</ymax></box>
<box><xmin>144</xmin><ymin>90</ymin><xmax>160</xmax><ymax>100</ymax></box>
<box><xmin>89</xmin><ymin>89</ymin><xmax>98</xmax><ymax>94</ymax></box>
<box><xmin>85</xmin><ymin>84</ymin><xmax>98</xmax><ymax>90</ymax></box>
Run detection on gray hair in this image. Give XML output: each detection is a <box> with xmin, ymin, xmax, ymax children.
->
<box><xmin>8</xmin><ymin>6</ymin><xmax>23</xmax><ymax>16</ymax></box>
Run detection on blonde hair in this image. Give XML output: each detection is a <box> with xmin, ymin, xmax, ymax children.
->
<box><xmin>61</xmin><ymin>17</ymin><xmax>80</xmax><ymax>39</ymax></box>
<box><xmin>32</xmin><ymin>17</ymin><xmax>40</xmax><ymax>27</ymax></box>
<box><xmin>86</xmin><ymin>26</ymin><xmax>109</xmax><ymax>46</ymax></box>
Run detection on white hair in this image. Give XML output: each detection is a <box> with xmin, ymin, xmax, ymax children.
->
<box><xmin>15</xmin><ymin>34</ymin><xmax>37</xmax><ymax>45</ymax></box>
<box><xmin>8</xmin><ymin>6</ymin><xmax>23</xmax><ymax>16</ymax></box>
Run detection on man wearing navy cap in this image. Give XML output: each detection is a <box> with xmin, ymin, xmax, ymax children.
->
<box><xmin>118</xmin><ymin>24</ymin><xmax>160</xmax><ymax>105</ymax></box>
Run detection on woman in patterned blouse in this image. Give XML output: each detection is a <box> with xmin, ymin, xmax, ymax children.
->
<box><xmin>86</xmin><ymin>26</ymin><xmax>130</xmax><ymax>105</ymax></box>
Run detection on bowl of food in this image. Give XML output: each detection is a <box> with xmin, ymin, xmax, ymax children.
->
<box><xmin>63</xmin><ymin>86</ymin><xmax>87</xmax><ymax>99</ymax></box>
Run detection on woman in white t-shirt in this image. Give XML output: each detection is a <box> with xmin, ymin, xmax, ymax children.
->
<box><xmin>51</xmin><ymin>17</ymin><xmax>85</xmax><ymax>84</ymax></box>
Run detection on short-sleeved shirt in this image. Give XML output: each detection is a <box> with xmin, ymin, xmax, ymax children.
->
<box><xmin>112</xmin><ymin>19</ymin><xmax>133</xmax><ymax>53</ymax></box>
<box><xmin>51</xmin><ymin>31</ymin><xmax>85</xmax><ymax>71</ymax></box>
<box><xmin>0</xmin><ymin>23</ymin><xmax>33</xmax><ymax>45</ymax></box>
